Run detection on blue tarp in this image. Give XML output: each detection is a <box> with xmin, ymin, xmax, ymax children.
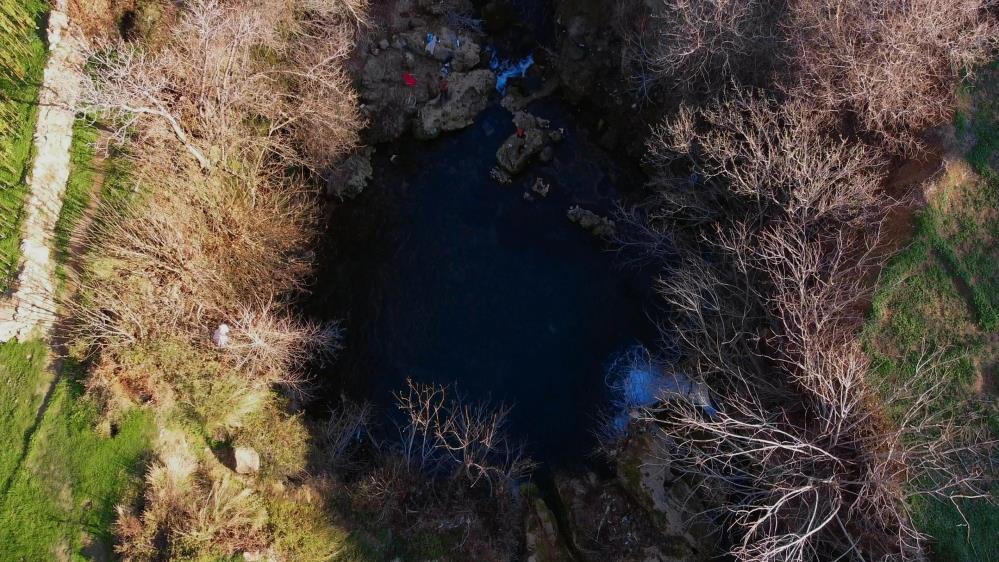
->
<box><xmin>487</xmin><ymin>47</ymin><xmax>534</xmax><ymax>93</ymax></box>
<box><xmin>602</xmin><ymin>345</ymin><xmax>718</xmax><ymax>439</ymax></box>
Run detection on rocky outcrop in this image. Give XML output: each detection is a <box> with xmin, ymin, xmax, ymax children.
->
<box><xmin>327</xmin><ymin>147</ymin><xmax>374</xmax><ymax>199</ymax></box>
<box><xmin>0</xmin><ymin>2</ymin><xmax>86</xmax><ymax>343</ymax></box>
<box><xmin>524</xmin><ymin>487</ymin><xmax>573</xmax><ymax>562</ymax></box>
<box><xmin>413</xmin><ymin>69</ymin><xmax>495</xmax><ymax>139</ymax></box>
<box><xmin>567</xmin><ymin>205</ymin><xmax>616</xmax><ymax>238</ymax></box>
<box><xmin>555</xmin><ymin>473</ymin><xmax>704</xmax><ymax>562</ymax></box>
<box><xmin>614</xmin><ymin>432</ymin><xmax>720</xmax><ymax>559</ymax></box>
<box><xmin>495</xmin><ymin>111</ymin><xmax>563</xmax><ymax>175</ymax></box>
<box><xmin>356</xmin><ymin>3</ymin><xmax>494</xmax><ymax>144</ymax></box>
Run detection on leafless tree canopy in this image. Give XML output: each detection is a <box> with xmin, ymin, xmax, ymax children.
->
<box><xmin>614</xmin><ymin>0</ymin><xmax>996</xmax><ymax>148</ymax></box>
<box><xmin>394</xmin><ymin>380</ymin><xmax>536</xmax><ymax>492</ymax></box>
<box><xmin>619</xmin><ymin>93</ymin><xmax>997</xmax><ymax>561</ymax></box>
<box><xmin>72</xmin><ymin>0</ymin><xmax>364</xmax><ymax>405</ymax></box>
<box><xmin>616</xmin><ymin>0</ymin><xmax>784</xmax><ymax>97</ymax></box>
<box><xmin>80</xmin><ymin>0</ymin><xmax>364</xmax><ymax>174</ymax></box>
<box><xmin>787</xmin><ymin>0</ymin><xmax>998</xmax><ymax>151</ymax></box>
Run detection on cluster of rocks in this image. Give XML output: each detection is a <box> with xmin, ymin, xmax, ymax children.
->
<box><xmin>329</xmin><ymin>0</ymin><xmax>497</xmax><ymax>198</ymax></box>
<box><xmin>567</xmin><ymin>205</ymin><xmax>616</xmax><ymax>238</ymax></box>
<box><xmin>357</xmin><ymin>8</ymin><xmax>492</xmax><ymax>143</ymax></box>
<box><xmin>495</xmin><ymin>111</ymin><xmax>563</xmax><ymax>175</ymax></box>
<box><xmin>524</xmin><ymin>432</ymin><xmax>718</xmax><ymax>562</ymax></box>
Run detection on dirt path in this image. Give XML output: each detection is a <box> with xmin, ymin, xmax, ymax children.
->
<box><xmin>0</xmin><ymin>0</ymin><xmax>85</xmax><ymax>343</ymax></box>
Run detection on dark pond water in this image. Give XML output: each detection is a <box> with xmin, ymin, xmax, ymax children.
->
<box><xmin>310</xmin><ymin>97</ymin><xmax>657</xmax><ymax>469</ymax></box>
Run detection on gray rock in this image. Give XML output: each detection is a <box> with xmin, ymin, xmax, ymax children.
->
<box><xmin>431</xmin><ymin>44</ymin><xmax>454</xmax><ymax>62</ymax></box>
<box><xmin>413</xmin><ymin>69</ymin><xmax>495</xmax><ymax>139</ymax></box>
<box><xmin>567</xmin><ymin>205</ymin><xmax>615</xmax><ymax>238</ymax></box>
<box><xmin>378</xmin><ymin>38</ymin><xmax>390</xmax><ymax>50</ymax></box>
<box><xmin>328</xmin><ymin>147</ymin><xmax>374</xmax><ymax>199</ymax></box>
<box><xmin>234</xmin><ymin>447</ymin><xmax>260</xmax><ymax>474</ymax></box>
<box><xmin>495</xmin><ymin>111</ymin><xmax>561</xmax><ymax>175</ymax></box>
<box><xmin>450</xmin><ymin>34</ymin><xmax>481</xmax><ymax>72</ymax></box>
<box><xmin>531</xmin><ymin>176</ymin><xmax>550</xmax><ymax>197</ymax></box>
<box><xmin>490</xmin><ymin>166</ymin><xmax>512</xmax><ymax>184</ymax></box>
<box><xmin>539</xmin><ymin>145</ymin><xmax>554</xmax><ymax>162</ymax></box>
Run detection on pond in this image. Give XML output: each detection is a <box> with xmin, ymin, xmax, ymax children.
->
<box><xmin>309</xmin><ymin>97</ymin><xmax>658</xmax><ymax>469</ymax></box>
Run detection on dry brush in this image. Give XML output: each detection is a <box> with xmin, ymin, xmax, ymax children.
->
<box><xmin>621</xmin><ymin>91</ymin><xmax>996</xmax><ymax>561</ymax></box>
<box><xmin>69</xmin><ymin>1</ymin><xmax>368</xmax><ymax>559</ymax></box>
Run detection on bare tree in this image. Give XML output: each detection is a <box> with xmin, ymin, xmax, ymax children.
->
<box><xmin>619</xmin><ymin>92</ymin><xmax>996</xmax><ymax>561</ymax></box>
<box><xmin>80</xmin><ymin>0</ymin><xmax>364</xmax><ymax>175</ymax></box>
<box><xmin>787</xmin><ymin>0</ymin><xmax>998</xmax><ymax>152</ymax></box>
<box><xmin>228</xmin><ymin>303</ymin><xmax>342</xmax><ymax>380</ymax></box>
<box><xmin>81</xmin><ymin>43</ymin><xmax>212</xmax><ymax>169</ymax></box>
<box><xmin>394</xmin><ymin>380</ymin><xmax>535</xmax><ymax>492</ymax></box>
<box><xmin>317</xmin><ymin>397</ymin><xmax>374</xmax><ymax>472</ymax></box>
<box><xmin>638</xmin><ymin>346</ymin><xmax>995</xmax><ymax>562</ymax></box>
<box><xmin>395</xmin><ymin>379</ymin><xmax>451</xmax><ymax>475</ymax></box>
<box><xmin>615</xmin><ymin>0</ymin><xmax>784</xmax><ymax>97</ymax></box>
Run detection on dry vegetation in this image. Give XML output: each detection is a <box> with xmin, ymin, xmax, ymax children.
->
<box><xmin>617</xmin><ymin>89</ymin><xmax>997</xmax><ymax>560</ymax></box>
<box><xmin>394</xmin><ymin>379</ymin><xmax>535</xmax><ymax>492</ymax></box>
<box><xmin>68</xmin><ymin>0</ymin><xmax>368</xmax><ymax>559</ymax></box>
<box><xmin>787</xmin><ymin>0</ymin><xmax>998</xmax><ymax>151</ymax></box>
<box><xmin>608</xmin><ymin>1</ymin><xmax>999</xmax><ymax>560</ymax></box>
<box><xmin>616</xmin><ymin>0</ymin><xmax>783</xmax><ymax>97</ymax></box>
<box><xmin>617</xmin><ymin>0</ymin><xmax>996</xmax><ymax>150</ymax></box>
<box><xmin>68</xmin><ymin>1</ymin><xmax>531</xmax><ymax>558</ymax></box>
<box><xmin>56</xmin><ymin>0</ymin><xmax>999</xmax><ymax>558</ymax></box>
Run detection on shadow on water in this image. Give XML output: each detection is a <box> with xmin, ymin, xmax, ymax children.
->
<box><xmin>308</xmin><ymin>0</ymin><xmax>657</xmax><ymax>464</ymax></box>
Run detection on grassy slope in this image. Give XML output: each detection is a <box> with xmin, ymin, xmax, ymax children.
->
<box><xmin>0</xmin><ymin>371</ymin><xmax>151</xmax><ymax>559</ymax></box>
<box><xmin>0</xmin><ymin>0</ymin><xmax>48</xmax><ymax>292</ymax></box>
<box><xmin>864</xmin><ymin>61</ymin><xmax>999</xmax><ymax>562</ymax></box>
<box><xmin>0</xmin><ymin>119</ymin><xmax>154</xmax><ymax>559</ymax></box>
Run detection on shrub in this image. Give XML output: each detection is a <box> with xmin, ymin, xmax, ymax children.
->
<box><xmin>625</xmin><ymin>92</ymin><xmax>996</xmax><ymax>561</ymax></box>
<box><xmin>234</xmin><ymin>398</ymin><xmax>311</xmax><ymax>480</ymax></box>
<box><xmin>116</xmin><ymin>463</ymin><xmax>270</xmax><ymax>560</ymax></box>
<box><xmin>615</xmin><ymin>0</ymin><xmax>784</xmax><ymax>96</ymax></box>
<box><xmin>787</xmin><ymin>0</ymin><xmax>998</xmax><ymax>151</ymax></box>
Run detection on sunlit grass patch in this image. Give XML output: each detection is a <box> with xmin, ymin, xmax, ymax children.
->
<box><xmin>0</xmin><ymin>355</ymin><xmax>152</xmax><ymax>559</ymax></box>
<box><xmin>53</xmin><ymin>119</ymin><xmax>99</xmax><ymax>284</ymax></box>
<box><xmin>867</xmin><ymin>60</ymin><xmax>999</xmax><ymax>561</ymax></box>
<box><xmin>0</xmin><ymin>0</ymin><xmax>48</xmax><ymax>292</ymax></box>
<box><xmin>0</xmin><ymin>106</ymin><xmax>154</xmax><ymax>560</ymax></box>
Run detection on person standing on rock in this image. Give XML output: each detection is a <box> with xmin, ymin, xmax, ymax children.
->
<box><xmin>438</xmin><ymin>77</ymin><xmax>450</xmax><ymax>103</ymax></box>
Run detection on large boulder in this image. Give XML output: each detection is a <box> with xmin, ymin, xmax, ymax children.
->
<box><xmin>567</xmin><ymin>205</ymin><xmax>616</xmax><ymax>238</ymax></box>
<box><xmin>614</xmin><ymin>432</ymin><xmax>721</xmax><ymax>559</ymax></box>
<box><xmin>553</xmin><ymin>472</ymin><xmax>706</xmax><ymax>562</ymax></box>
<box><xmin>327</xmin><ymin>147</ymin><xmax>374</xmax><ymax>199</ymax></box>
<box><xmin>495</xmin><ymin>111</ymin><xmax>563</xmax><ymax>174</ymax></box>
<box><xmin>358</xmin><ymin>48</ymin><xmax>439</xmax><ymax>142</ymax></box>
<box><xmin>413</xmin><ymin>69</ymin><xmax>495</xmax><ymax>139</ymax></box>
<box><xmin>234</xmin><ymin>446</ymin><xmax>260</xmax><ymax>474</ymax></box>
<box><xmin>523</xmin><ymin>487</ymin><xmax>573</xmax><ymax>562</ymax></box>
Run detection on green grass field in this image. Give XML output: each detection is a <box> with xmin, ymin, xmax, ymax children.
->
<box><xmin>0</xmin><ymin>355</ymin><xmax>152</xmax><ymax>559</ymax></box>
<box><xmin>0</xmin><ymin>0</ymin><xmax>48</xmax><ymax>293</ymax></box>
<box><xmin>865</xmin><ymin>62</ymin><xmax>999</xmax><ymax>562</ymax></box>
<box><xmin>0</xmin><ymin>108</ymin><xmax>154</xmax><ymax>559</ymax></box>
